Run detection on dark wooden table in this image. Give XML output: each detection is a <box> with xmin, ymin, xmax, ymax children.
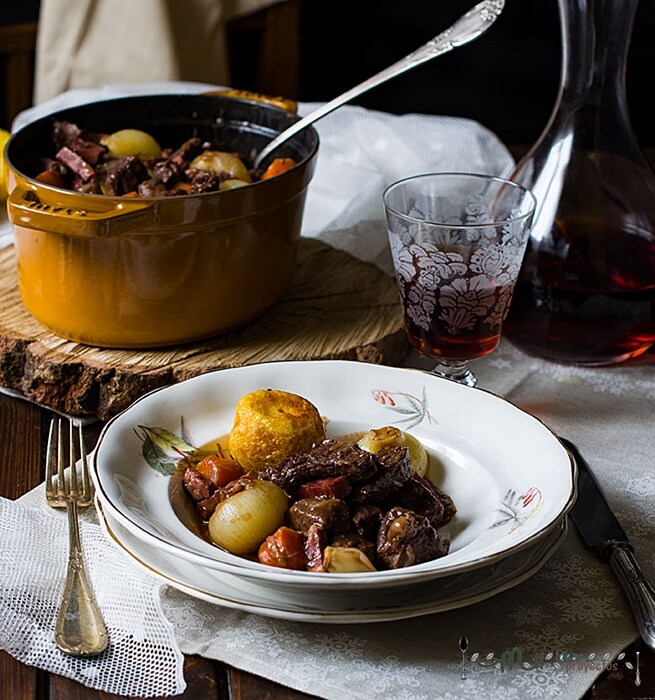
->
<box><xmin>1</xmin><ymin>391</ymin><xmax>653</xmax><ymax>699</ymax></box>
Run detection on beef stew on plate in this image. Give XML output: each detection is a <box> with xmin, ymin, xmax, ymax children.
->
<box><xmin>177</xmin><ymin>389</ymin><xmax>456</xmax><ymax>573</ymax></box>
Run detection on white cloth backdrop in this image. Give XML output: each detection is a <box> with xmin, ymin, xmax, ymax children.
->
<box><xmin>33</xmin><ymin>0</ymin><xmax>286</xmax><ymax>103</ymax></box>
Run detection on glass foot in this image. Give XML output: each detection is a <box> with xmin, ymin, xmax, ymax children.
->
<box><xmin>431</xmin><ymin>360</ymin><xmax>477</xmax><ymax>387</ymax></box>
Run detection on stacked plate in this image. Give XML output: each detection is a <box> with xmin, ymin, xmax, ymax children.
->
<box><xmin>91</xmin><ymin>360</ymin><xmax>576</xmax><ymax>624</ymax></box>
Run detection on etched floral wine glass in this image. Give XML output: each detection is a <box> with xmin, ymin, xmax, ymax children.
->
<box><xmin>383</xmin><ymin>172</ymin><xmax>536</xmax><ymax>387</ymax></box>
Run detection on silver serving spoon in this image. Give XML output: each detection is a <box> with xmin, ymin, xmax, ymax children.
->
<box><xmin>254</xmin><ymin>0</ymin><xmax>505</xmax><ymax>169</ymax></box>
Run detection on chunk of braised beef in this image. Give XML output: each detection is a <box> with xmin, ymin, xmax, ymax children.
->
<box><xmin>169</xmin><ymin>137</ymin><xmax>204</xmax><ymax>168</ymax></box>
<box><xmin>351</xmin><ymin>504</ymin><xmax>383</xmax><ymax>541</ymax></box>
<box><xmin>330</xmin><ymin>532</ymin><xmax>377</xmax><ymax>564</ymax></box>
<box><xmin>53</xmin><ymin>119</ymin><xmax>102</xmax><ymax>148</ymax></box>
<box><xmin>222</xmin><ymin>471</ymin><xmax>258</xmax><ymax>497</ymax></box>
<box><xmin>185</xmin><ymin>167</ymin><xmax>220</xmax><ymax>194</ymax></box>
<box><xmin>53</xmin><ymin>120</ymin><xmax>83</xmax><ymax>148</ymax></box>
<box><xmin>389</xmin><ymin>473</ymin><xmax>457</xmax><ymax>531</ymax></box>
<box><xmin>152</xmin><ymin>159</ymin><xmax>182</xmax><ymax>185</ymax></box>
<box><xmin>52</xmin><ymin>120</ymin><xmax>106</xmax><ymax>165</ymax></box>
<box><xmin>100</xmin><ymin>155</ymin><xmax>149</xmax><ymax>195</ymax></box>
<box><xmin>305</xmin><ymin>523</ymin><xmax>327</xmax><ymax>572</ymax></box>
<box><xmin>288</xmin><ymin>497</ymin><xmax>350</xmax><ymax>536</ymax></box>
<box><xmin>69</xmin><ymin>139</ymin><xmax>106</xmax><ymax>166</ymax></box>
<box><xmin>265</xmin><ymin>439</ymin><xmax>380</xmax><ymax>491</ymax></box>
<box><xmin>70</xmin><ymin>174</ymin><xmax>100</xmax><ymax>193</ymax></box>
<box><xmin>351</xmin><ymin>445</ymin><xmax>412</xmax><ymax>504</ymax></box>
<box><xmin>422</xmin><ymin>475</ymin><xmax>457</xmax><ymax>527</ymax></box>
<box><xmin>183</xmin><ymin>468</ymin><xmax>215</xmax><ymax>502</ymax></box>
<box><xmin>137</xmin><ymin>179</ymin><xmax>170</xmax><ymax>197</ymax></box>
<box><xmin>56</xmin><ymin>146</ymin><xmax>96</xmax><ymax>182</ymax></box>
<box><xmin>310</xmin><ymin>440</ymin><xmax>381</xmax><ymax>482</ymax></box>
<box><xmin>196</xmin><ymin>489</ymin><xmax>224</xmax><ymax>521</ymax></box>
<box><xmin>376</xmin><ymin>507</ymin><xmax>450</xmax><ymax>570</ymax></box>
<box><xmin>297</xmin><ymin>475</ymin><xmax>351</xmax><ymax>500</ymax></box>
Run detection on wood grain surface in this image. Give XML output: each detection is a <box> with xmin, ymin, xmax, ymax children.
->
<box><xmin>0</xmin><ymin>238</ymin><xmax>408</xmax><ymax>421</ymax></box>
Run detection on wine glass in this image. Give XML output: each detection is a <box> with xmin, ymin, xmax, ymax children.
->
<box><xmin>383</xmin><ymin>172</ymin><xmax>536</xmax><ymax>387</ymax></box>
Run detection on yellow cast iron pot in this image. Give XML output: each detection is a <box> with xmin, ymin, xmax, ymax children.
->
<box><xmin>5</xmin><ymin>93</ymin><xmax>319</xmax><ymax>348</ymax></box>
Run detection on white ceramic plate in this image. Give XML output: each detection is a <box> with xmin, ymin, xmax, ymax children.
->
<box><xmin>97</xmin><ymin>500</ymin><xmax>568</xmax><ymax>623</ymax></box>
<box><xmin>92</xmin><ymin>360</ymin><xmax>576</xmax><ymax>593</ymax></box>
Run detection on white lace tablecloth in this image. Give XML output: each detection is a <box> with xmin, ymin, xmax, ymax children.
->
<box><xmin>3</xmin><ymin>341</ymin><xmax>652</xmax><ymax>698</ymax></box>
<box><xmin>165</xmin><ymin>343</ymin><xmax>655</xmax><ymax>699</ymax></box>
<box><xmin>1</xmin><ymin>84</ymin><xmax>653</xmax><ymax>698</ymax></box>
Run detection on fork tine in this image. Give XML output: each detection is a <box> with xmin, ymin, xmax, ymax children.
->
<box><xmin>56</xmin><ymin>419</ymin><xmax>66</xmax><ymax>500</ymax></box>
<box><xmin>68</xmin><ymin>419</ymin><xmax>78</xmax><ymax>498</ymax></box>
<box><xmin>78</xmin><ymin>423</ymin><xmax>92</xmax><ymax>502</ymax></box>
<box><xmin>45</xmin><ymin>418</ymin><xmax>56</xmax><ymax>499</ymax></box>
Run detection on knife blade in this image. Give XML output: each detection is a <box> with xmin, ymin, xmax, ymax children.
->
<box><xmin>561</xmin><ymin>437</ymin><xmax>655</xmax><ymax>651</ymax></box>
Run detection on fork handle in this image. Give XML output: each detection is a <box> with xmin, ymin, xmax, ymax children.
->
<box><xmin>55</xmin><ymin>501</ymin><xmax>109</xmax><ymax>657</ymax></box>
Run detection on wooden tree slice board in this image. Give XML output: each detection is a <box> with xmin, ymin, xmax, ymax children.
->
<box><xmin>0</xmin><ymin>239</ymin><xmax>408</xmax><ymax>420</ymax></box>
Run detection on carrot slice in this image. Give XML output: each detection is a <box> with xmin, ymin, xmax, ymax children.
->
<box><xmin>35</xmin><ymin>169</ymin><xmax>66</xmax><ymax>188</ymax></box>
<box><xmin>260</xmin><ymin>157</ymin><xmax>297</xmax><ymax>180</ymax></box>
<box><xmin>258</xmin><ymin>526</ymin><xmax>308</xmax><ymax>570</ymax></box>
<box><xmin>195</xmin><ymin>455</ymin><xmax>244</xmax><ymax>488</ymax></box>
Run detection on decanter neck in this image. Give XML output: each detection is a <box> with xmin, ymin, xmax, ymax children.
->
<box><xmin>558</xmin><ymin>0</ymin><xmax>638</xmax><ymax>103</ymax></box>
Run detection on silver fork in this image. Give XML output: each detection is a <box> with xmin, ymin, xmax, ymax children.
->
<box><xmin>45</xmin><ymin>418</ymin><xmax>108</xmax><ymax>656</ymax></box>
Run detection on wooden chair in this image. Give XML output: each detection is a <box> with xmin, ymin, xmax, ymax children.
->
<box><xmin>0</xmin><ymin>22</ymin><xmax>38</xmax><ymax>129</ymax></box>
<box><xmin>227</xmin><ymin>0</ymin><xmax>301</xmax><ymax>99</ymax></box>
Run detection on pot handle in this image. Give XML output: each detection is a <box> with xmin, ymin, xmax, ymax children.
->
<box><xmin>6</xmin><ymin>185</ymin><xmax>155</xmax><ymax>239</ymax></box>
<box><xmin>203</xmin><ymin>88</ymin><xmax>298</xmax><ymax>114</ymax></box>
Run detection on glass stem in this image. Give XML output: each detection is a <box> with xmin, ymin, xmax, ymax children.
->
<box><xmin>432</xmin><ymin>359</ymin><xmax>477</xmax><ymax>388</ymax></box>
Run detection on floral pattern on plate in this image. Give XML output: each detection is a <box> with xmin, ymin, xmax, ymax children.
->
<box><xmin>491</xmin><ymin>487</ymin><xmax>544</xmax><ymax>533</ymax></box>
<box><xmin>371</xmin><ymin>387</ymin><xmax>431</xmax><ymax>429</ymax></box>
<box><xmin>135</xmin><ymin>422</ymin><xmax>198</xmax><ymax>476</ymax></box>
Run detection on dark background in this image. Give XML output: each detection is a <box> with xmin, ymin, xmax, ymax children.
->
<box><xmin>297</xmin><ymin>0</ymin><xmax>655</xmax><ymax>148</ymax></box>
<box><xmin>0</xmin><ymin>0</ymin><xmax>38</xmax><ymax>23</ymax></box>
<box><xmin>2</xmin><ymin>0</ymin><xmax>654</xmax><ymax>149</ymax></box>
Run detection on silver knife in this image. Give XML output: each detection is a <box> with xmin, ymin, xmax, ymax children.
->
<box><xmin>562</xmin><ymin>437</ymin><xmax>655</xmax><ymax>650</ymax></box>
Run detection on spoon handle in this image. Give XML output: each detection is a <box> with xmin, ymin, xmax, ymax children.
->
<box><xmin>254</xmin><ymin>0</ymin><xmax>505</xmax><ymax>168</ymax></box>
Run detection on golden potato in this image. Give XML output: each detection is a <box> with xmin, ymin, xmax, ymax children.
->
<box><xmin>219</xmin><ymin>178</ymin><xmax>249</xmax><ymax>191</ymax></box>
<box><xmin>228</xmin><ymin>389</ymin><xmax>325</xmax><ymax>471</ymax></box>
<box><xmin>190</xmin><ymin>151</ymin><xmax>252</xmax><ymax>183</ymax></box>
<box><xmin>101</xmin><ymin>129</ymin><xmax>162</xmax><ymax>159</ymax></box>
<box><xmin>357</xmin><ymin>426</ymin><xmax>428</xmax><ymax>477</ymax></box>
<box><xmin>323</xmin><ymin>546</ymin><xmax>376</xmax><ymax>573</ymax></box>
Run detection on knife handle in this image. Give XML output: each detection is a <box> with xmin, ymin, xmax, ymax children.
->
<box><xmin>608</xmin><ymin>544</ymin><xmax>655</xmax><ymax>651</ymax></box>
